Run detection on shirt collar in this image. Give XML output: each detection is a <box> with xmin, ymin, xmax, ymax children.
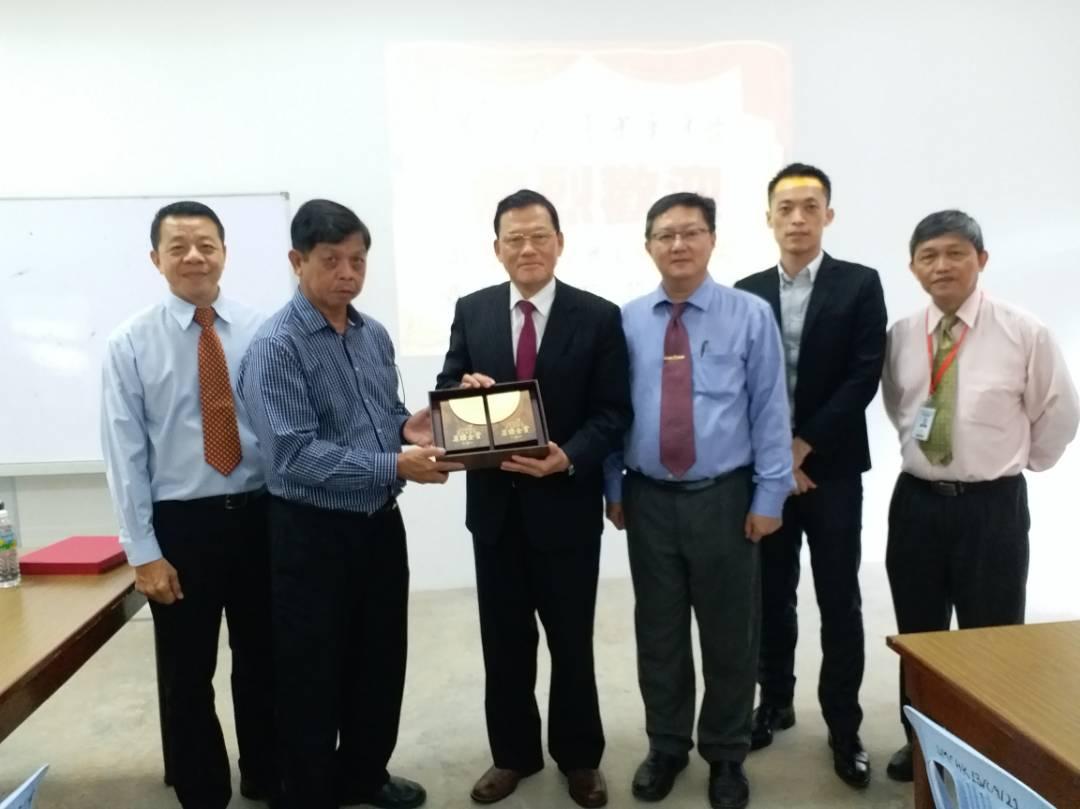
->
<box><xmin>926</xmin><ymin>288</ymin><xmax>983</xmax><ymax>335</ymax></box>
<box><xmin>290</xmin><ymin>287</ymin><xmax>363</xmax><ymax>334</ymax></box>
<box><xmin>649</xmin><ymin>274</ymin><xmax>716</xmax><ymax>313</ymax></box>
<box><xmin>164</xmin><ymin>288</ymin><xmax>234</xmax><ymax>329</ymax></box>
<box><xmin>777</xmin><ymin>251</ymin><xmax>824</xmax><ymax>286</ymax></box>
<box><xmin>510</xmin><ymin>277</ymin><xmax>557</xmax><ymax>317</ymax></box>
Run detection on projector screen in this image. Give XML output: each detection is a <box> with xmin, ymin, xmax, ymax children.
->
<box><xmin>386</xmin><ymin>42</ymin><xmax>791</xmax><ymax>356</ymax></box>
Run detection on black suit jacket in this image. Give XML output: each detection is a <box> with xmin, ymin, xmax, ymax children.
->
<box><xmin>437</xmin><ymin>280</ymin><xmax>632</xmax><ymax>549</ymax></box>
<box><xmin>735</xmin><ymin>253</ymin><xmax>887</xmax><ymax>480</ymax></box>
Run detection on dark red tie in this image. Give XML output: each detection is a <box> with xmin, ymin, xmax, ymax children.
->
<box><xmin>193</xmin><ymin>307</ymin><xmax>242</xmax><ymax>476</ymax></box>
<box><xmin>660</xmin><ymin>302</ymin><xmax>695</xmax><ymax>477</ymax></box>
<box><xmin>516</xmin><ymin>300</ymin><xmax>537</xmax><ymax>380</ymax></box>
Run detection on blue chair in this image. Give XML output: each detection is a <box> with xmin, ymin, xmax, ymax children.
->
<box><xmin>904</xmin><ymin>706</ymin><xmax>1054</xmax><ymax>808</ymax></box>
<box><xmin>0</xmin><ymin>764</ymin><xmax>48</xmax><ymax>809</ymax></box>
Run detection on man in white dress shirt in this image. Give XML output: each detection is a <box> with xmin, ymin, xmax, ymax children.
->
<box><xmin>101</xmin><ymin>201</ymin><xmax>276</xmax><ymax>808</ymax></box>
<box><xmin>881</xmin><ymin>209</ymin><xmax>1079</xmax><ymax>780</ymax></box>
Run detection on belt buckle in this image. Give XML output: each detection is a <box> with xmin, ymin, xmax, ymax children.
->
<box><xmin>932</xmin><ymin>481</ymin><xmax>959</xmax><ymax>497</ymax></box>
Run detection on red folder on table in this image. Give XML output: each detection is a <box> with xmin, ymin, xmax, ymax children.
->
<box><xmin>19</xmin><ymin>535</ymin><xmax>126</xmax><ymax>575</ymax></box>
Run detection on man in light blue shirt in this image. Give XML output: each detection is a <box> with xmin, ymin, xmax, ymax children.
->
<box><xmin>604</xmin><ymin>192</ymin><xmax>792</xmax><ymax>809</ymax></box>
<box><xmin>101</xmin><ymin>201</ymin><xmax>276</xmax><ymax>809</ymax></box>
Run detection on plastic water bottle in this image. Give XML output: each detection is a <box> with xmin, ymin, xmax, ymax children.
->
<box><xmin>0</xmin><ymin>500</ymin><xmax>20</xmax><ymax>588</ymax></box>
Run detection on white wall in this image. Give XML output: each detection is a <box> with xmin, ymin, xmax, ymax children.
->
<box><xmin>2</xmin><ymin>0</ymin><xmax>1078</xmax><ymax>612</ymax></box>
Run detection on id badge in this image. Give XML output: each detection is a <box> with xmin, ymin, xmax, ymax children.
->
<box><xmin>913</xmin><ymin>403</ymin><xmax>936</xmax><ymax>441</ymax></box>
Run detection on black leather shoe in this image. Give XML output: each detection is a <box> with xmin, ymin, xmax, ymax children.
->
<box><xmin>750</xmin><ymin>703</ymin><xmax>795</xmax><ymax>751</ymax></box>
<box><xmin>828</xmin><ymin>734</ymin><xmax>871</xmax><ymax>788</ymax></box>
<box><xmin>240</xmin><ymin>775</ymin><xmax>276</xmax><ymax>802</ymax></box>
<box><xmin>341</xmin><ymin>775</ymin><xmax>426</xmax><ymax>808</ymax></box>
<box><xmin>708</xmin><ymin>761</ymin><xmax>749</xmax><ymax>809</ymax></box>
<box><xmin>631</xmin><ymin>750</ymin><xmax>690</xmax><ymax>801</ymax></box>
<box><xmin>886</xmin><ymin>743</ymin><xmax>914</xmax><ymax>782</ymax></box>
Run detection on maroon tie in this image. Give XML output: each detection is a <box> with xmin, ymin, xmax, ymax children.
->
<box><xmin>660</xmin><ymin>302</ymin><xmax>695</xmax><ymax>477</ymax></box>
<box><xmin>516</xmin><ymin>300</ymin><xmax>537</xmax><ymax>380</ymax></box>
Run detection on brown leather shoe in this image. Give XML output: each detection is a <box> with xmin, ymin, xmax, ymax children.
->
<box><xmin>470</xmin><ymin>766</ymin><xmax>528</xmax><ymax>804</ymax></box>
<box><xmin>567</xmin><ymin>768</ymin><xmax>608</xmax><ymax>808</ymax></box>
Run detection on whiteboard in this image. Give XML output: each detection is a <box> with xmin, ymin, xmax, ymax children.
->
<box><xmin>0</xmin><ymin>193</ymin><xmax>295</xmax><ymax>472</ymax></box>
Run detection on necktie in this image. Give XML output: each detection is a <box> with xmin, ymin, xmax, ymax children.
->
<box><xmin>193</xmin><ymin>307</ymin><xmax>243</xmax><ymax>476</ymax></box>
<box><xmin>919</xmin><ymin>314</ymin><xmax>958</xmax><ymax>466</ymax></box>
<box><xmin>516</xmin><ymin>300</ymin><xmax>537</xmax><ymax>381</ymax></box>
<box><xmin>660</xmin><ymin>302</ymin><xmax>695</xmax><ymax>477</ymax></box>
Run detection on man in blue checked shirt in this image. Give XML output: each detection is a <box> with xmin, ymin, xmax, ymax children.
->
<box><xmin>604</xmin><ymin>192</ymin><xmax>793</xmax><ymax>809</ymax></box>
<box><xmin>238</xmin><ymin>199</ymin><xmax>459</xmax><ymax>809</ymax></box>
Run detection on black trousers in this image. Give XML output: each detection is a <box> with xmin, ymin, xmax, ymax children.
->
<box><xmin>624</xmin><ymin>468</ymin><xmax>759</xmax><ymax>763</ymax></box>
<box><xmin>150</xmin><ymin>492</ymin><xmax>276</xmax><ymax>809</ymax></box>
<box><xmin>886</xmin><ymin>472</ymin><xmax>1029</xmax><ymax>735</ymax></box>
<box><xmin>268</xmin><ymin>496</ymin><xmax>409</xmax><ymax>809</ymax></box>
<box><xmin>757</xmin><ymin>476</ymin><xmax>865</xmax><ymax>737</ymax></box>
<box><xmin>473</xmin><ymin>497</ymin><xmax>604</xmax><ymax>773</ymax></box>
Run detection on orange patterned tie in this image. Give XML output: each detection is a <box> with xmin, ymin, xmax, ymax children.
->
<box><xmin>193</xmin><ymin>307</ymin><xmax>242</xmax><ymax>476</ymax></box>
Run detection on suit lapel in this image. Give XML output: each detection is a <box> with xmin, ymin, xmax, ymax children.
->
<box><xmin>759</xmin><ymin>269</ymin><xmax>782</xmax><ymax>326</ymax></box>
<box><xmin>491</xmin><ymin>283</ymin><xmax>517</xmax><ymax>382</ymax></box>
<box><xmin>800</xmin><ymin>253</ymin><xmax>835</xmax><ymax>347</ymax></box>
<box><xmin>535</xmin><ymin>282</ymin><xmax>578</xmax><ymax>379</ymax></box>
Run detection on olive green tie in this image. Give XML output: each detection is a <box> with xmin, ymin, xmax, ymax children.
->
<box><xmin>919</xmin><ymin>314</ymin><xmax>958</xmax><ymax>466</ymax></box>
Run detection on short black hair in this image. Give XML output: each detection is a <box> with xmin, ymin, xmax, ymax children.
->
<box><xmin>290</xmin><ymin>199</ymin><xmax>372</xmax><ymax>254</ymax></box>
<box><xmin>151</xmin><ymin>201</ymin><xmax>225</xmax><ymax>250</ymax></box>
<box><xmin>645</xmin><ymin>192</ymin><xmax>717</xmax><ymax>238</ymax></box>
<box><xmin>909</xmin><ymin>209</ymin><xmax>985</xmax><ymax>258</ymax></box>
<box><xmin>493</xmin><ymin>189</ymin><xmax>561</xmax><ymax>236</ymax></box>
<box><xmin>767</xmin><ymin>162</ymin><xmax>832</xmax><ymax>204</ymax></box>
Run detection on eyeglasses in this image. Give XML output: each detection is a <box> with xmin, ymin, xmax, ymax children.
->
<box><xmin>501</xmin><ymin>231</ymin><xmax>556</xmax><ymax>251</ymax></box>
<box><xmin>649</xmin><ymin>226</ymin><xmax>711</xmax><ymax>247</ymax></box>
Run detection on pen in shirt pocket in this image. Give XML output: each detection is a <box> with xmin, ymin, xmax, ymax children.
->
<box><xmin>700</xmin><ymin>340</ymin><xmax>709</xmax><ymax>357</ymax></box>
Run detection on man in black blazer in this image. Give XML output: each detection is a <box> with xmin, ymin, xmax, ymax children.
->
<box><xmin>735</xmin><ymin>164</ymin><xmax>887</xmax><ymax>788</ymax></box>
<box><xmin>437</xmin><ymin>189</ymin><xmax>631</xmax><ymax>808</ymax></box>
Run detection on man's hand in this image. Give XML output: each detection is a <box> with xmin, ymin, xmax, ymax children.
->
<box><xmin>396</xmin><ymin>446</ymin><xmax>464</xmax><ymax>483</ymax></box>
<box><xmin>402</xmin><ymin>407</ymin><xmax>434</xmax><ymax>446</ymax></box>
<box><xmin>606</xmin><ymin>502</ymin><xmax>625</xmax><ymax>531</ymax></box>
<box><xmin>460</xmin><ymin>372</ymin><xmax>496</xmax><ymax>389</ymax></box>
<box><xmin>500</xmin><ymin>441</ymin><xmax>569</xmax><ymax>478</ymax></box>
<box><xmin>793</xmin><ymin>468</ymin><xmax>818</xmax><ymax>495</ymax></box>
<box><xmin>792</xmin><ymin>436</ymin><xmax>813</xmax><ymax>469</ymax></box>
<box><xmin>744</xmin><ymin>513</ymin><xmax>782</xmax><ymax>543</ymax></box>
<box><xmin>134</xmin><ymin>558</ymin><xmax>183</xmax><ymax>605</ymax></box>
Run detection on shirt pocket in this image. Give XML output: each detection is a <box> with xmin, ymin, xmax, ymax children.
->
<box><xmin>302</xmin><ymin>359</ymin><xmax>346</xmax><ymax>419</ymax></box>
<box><xmin>965</xmin><ymin>383</ymin><xmax>1022</xmax><ymax>430</ymax></box>
<box><xmin>695</xmin><ymin>351</ymin><xmax>745</xmax><ymax>398</ymax></box>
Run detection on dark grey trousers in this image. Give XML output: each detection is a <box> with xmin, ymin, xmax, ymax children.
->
<box><xmin>624</xmin><ymin>468</ymin><xmax>760</xmax><ymax>763</ymax></box>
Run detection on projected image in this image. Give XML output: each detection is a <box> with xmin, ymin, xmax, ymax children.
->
<box><xmin>386</xmin><ymin>42</ymin><xmax>791</xmax><ymax>356</ymax></box>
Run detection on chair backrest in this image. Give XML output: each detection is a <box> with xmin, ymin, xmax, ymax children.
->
<box><xmin>904</xmin><ymin>707</ymin><xmax>1055</xmax><ymax>809</ymax></box>
<box><xmin>0</xmin><ymin>764</ymin><xmax>49</xmax><ymax>809</ymax></box>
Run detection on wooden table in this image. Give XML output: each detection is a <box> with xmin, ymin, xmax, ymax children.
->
<box><xmin>888</xmin><ymin>621</ymin><xmax>1080</xmax><ymax>808</ymax></box>
<box><xmin>0</xmin><ymin>566</ymin><xmax>145</xmax><ymax>743</ymax></box>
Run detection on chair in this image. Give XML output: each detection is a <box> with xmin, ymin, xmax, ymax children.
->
<box><xmin>0</xmin><ymin>764</ymin><xmax>48</xmax><ymax>809</ymax></box>
<box><xmin>904</xmin><ymin>706</ymin><xmax>1055</xmax><ymax>808</ymax></box>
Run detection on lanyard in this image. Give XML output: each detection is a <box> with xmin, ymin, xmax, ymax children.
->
<box><xmin>925</xmin><ymin>313</ymin><xmax>971</xmax><ymax>395</ymax></box>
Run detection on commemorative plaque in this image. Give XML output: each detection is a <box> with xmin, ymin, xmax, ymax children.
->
<box><xmin>430</xmin><ymin>380</ymin><xmax>550</xmax><ymax>470</ymax></box>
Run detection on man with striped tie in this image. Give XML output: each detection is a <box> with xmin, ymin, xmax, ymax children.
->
<box><xmin>881</xmin><ymin>209</ymin><xmax>1079</xmax><ymax>781</ymax></box>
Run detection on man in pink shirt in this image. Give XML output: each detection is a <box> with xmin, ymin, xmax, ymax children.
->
<box><xmin>881</xmin><ymin>209</ymin><xmax>1079</xmax><ymax>781</ymax></box>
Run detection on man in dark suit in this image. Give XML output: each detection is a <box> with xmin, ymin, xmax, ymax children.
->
<box><xmin>437</xmin><ymin>189</ymin><xmax>631</xmax><ymax>808</ymax></box>
<box><xmin>735</xmin><ymin>164</ymin><xmax>887</xmax><ymax>787</ymax></box>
